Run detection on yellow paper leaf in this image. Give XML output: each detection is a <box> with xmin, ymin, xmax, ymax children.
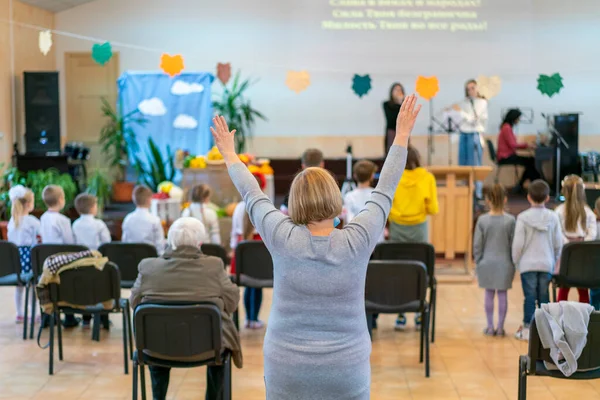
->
<box><xmin>415</xmin><ymin>76</ymin><xmax>439</xmax><ymax>100</ymax></box>
<box><xmin>285</xmin><ymin>70</ymin><xmax>311</xmax><ymax>94</ymax></box>
<box><xmin>160</xmin><ymin>54</ymin><xmax>185</xmax><ymax>77</ymax></box>
<box><xmin>477</xmin><ymin>75</ymin><xmax>502</xmax><ymax>99</ymax></box>
<box><xmin>38</xmin><ymin>30</ymin><xmax>52</xmax><ymax>56</ymax></box>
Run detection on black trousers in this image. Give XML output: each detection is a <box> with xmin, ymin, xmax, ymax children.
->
<box><xmin>498</xmin><ymin>154</ymin><xmax>541</xmax><ymax>187</ymax></box>
<box><xmin>149</xmin><ymin>365</ymin><xmax>225</xmax><ymax>400</ymax></box>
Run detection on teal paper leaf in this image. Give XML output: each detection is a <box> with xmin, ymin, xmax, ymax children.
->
<box><xmin>92</xmin><ymin>42</ymin><xmax>113</xmax><ymax>66</ymax></box>
<box><xmin>537</xmin><ymin>73</ymin><xmax>564</xmax><ymax>98</ymax></box>
<box><xmin>352</xmin><ymin>74</ymin><xmax>372</xmax><ymax>98</ymax></box>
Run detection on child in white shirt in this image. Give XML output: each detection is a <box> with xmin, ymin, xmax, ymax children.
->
<box><xmin>40</xmin><ymin>185</ymin><xmax>74</xmax><ymax>244</ymax></box>
<box><xmin>72</xmin><ymin>193</ymin><xmax>111</xmax><ymax>250</ymax></box>
<box><xmin>7</xmin><ymin>185</ymin><xmax>40</xmax><ymax>323</ymax></box>
<box><xmin>344</xmin><ymin>159</ymin><xmax>385</xmax><ymax>242</ymax></box>
<box><xmin>121</xmin><ymin>185</ymin><xmax>166</xmax><ymax>254</ymax></box>
<box><xmin>181</xmin><ymin>184</ymin><xmax>221</xmax><ymax>245</ymax></box>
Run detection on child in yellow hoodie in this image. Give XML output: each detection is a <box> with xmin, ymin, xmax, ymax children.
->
<box><xmin>389</xmin><ymin>145</ymin><xmax>439</xmax><ymax>330</ymax></box>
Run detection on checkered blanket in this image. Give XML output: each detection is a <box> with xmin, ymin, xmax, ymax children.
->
<box><xmin>43</xmin><ymin>250</ymin><xmax>96</xmax><ymax>275</ymax></box>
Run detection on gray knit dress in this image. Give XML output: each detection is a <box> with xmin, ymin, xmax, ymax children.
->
<box><xmin>473</xmin><ymin>213</ymin><xmax>516</xmax><ymax>290</ymax></box>
<box><xmin>228</xmin><ymin>145</ymin><xmax>407</xmax><ymax>400</ymax></box>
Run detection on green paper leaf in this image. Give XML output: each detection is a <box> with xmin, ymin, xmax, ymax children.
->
<box><xmin>92</xmin><ymin>42</ymin><xmax>113</xmax><ymax>66</ymax></box>
<box><xmin>352</xmin><ymin>74</ymin><xmax>372</xmax><ymax>98</ymax></box>
<box><xmin>537</xmin><ymin>73</ymin><xmax>564</xmax><ymax>98</ymax></box>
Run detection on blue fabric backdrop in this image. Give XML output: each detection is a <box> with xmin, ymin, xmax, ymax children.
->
<box><xmin>118</xmin><ymin>71</ymin><xmax>214</xmax><ymax>161</ymax></box>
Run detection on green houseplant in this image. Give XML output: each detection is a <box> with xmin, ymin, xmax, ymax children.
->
<box><xmin>134</xmin><ymin>137</ymin><xmax>176</xmax><ymax>192</ymax></box>
<box><xmin>86</xmin><ymin>170</ymin><xmax>111</xmax><ymax>218</ymax></box>
<box><xmin>99</xmin><ymin>97</ymin><xmax>147</xmax><ymax>202</ymax></box>
<box><xmin>212</xmin><ymin>71</ymin><xmax>267</xmax><ymax>154</ymax></box>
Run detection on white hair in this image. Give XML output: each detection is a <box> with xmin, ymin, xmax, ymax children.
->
<box><xmin>167</xmin><ymin>217</ymin><xmax>206</xmax><ymax>250</ymax></box>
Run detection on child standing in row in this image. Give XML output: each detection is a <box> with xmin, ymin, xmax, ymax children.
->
<box><xmin>473</xmin><ymin>184</ymin><xmax>515</xmax><ymax>336</ymax></box>
<box><xmin>7</xmin><ymin>185</ymin><xmax>40</xmax><ymax>323</ymax></box>
<box><xmin>182</xmin><ymin>184</ymin><xmax>221</xmax><ymax>245</ymax></box>
<box><xmin>512</xmin><ymin>180</ymin><xmax>563</xmax><ymax>340</ymax></box>
<box><xmin>72</xmin><ymin>193</ymin><xmax>111</xmax><ymax>250</ymax></box>
<box><xmin>554</xmin><ymin>175</ymin><xmax>597</xmax><ymax>303</ymax></box>
<box><xmin>122</xmin><ymin>185</ymin><xmax>166</xmax><ymax>254</ymax></box>
<box><xmin>40</xmin><ymin>185</ymin><xmax>74</xmax><ymax>244</ymax></box>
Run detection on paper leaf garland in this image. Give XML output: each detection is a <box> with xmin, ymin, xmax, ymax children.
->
<box><xmin>286</xmin><ymin>70</ymin><xmax>311</xmax><ymax>94</ymax></box>
<box><xmin>476</xmin><ymin>75</ymin><xmax>502</xmax><ymax>99</ymax></box>
<box><xmin>352</xmin><ymin>74</ymin><xmax>372</xmax><ymax>98</ymax></box>
<box><xmin>161</xmin><ymin>54</ymin><xmax>185</xmax><ymax>77</ymax></box>
<box><xmin>38</xmin><ymin>30</ymin><xmax>52</xmax><ymax>56</ymax></box>
<box><xmin>415</xmin><ymin>76</ymin><xmax>439</xmax><ymax>100</ymax></box>
<box><xmin>217</xmin><ymin>63</ymin><xmax>231</xmax><ymax>85</ymax></box>
<box><xmin>537</xmin><ymin>73</ymin><xmax>564</xmax><ymax>97</ymax></box>
<box><xmin>91</xmin><ymin>42</ymin><xmax>113</xmax><ymax>65</ymax></box>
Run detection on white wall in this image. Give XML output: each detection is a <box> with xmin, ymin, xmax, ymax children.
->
<box><xmin>54</xmin><ymin>0</ymin><xmax>600</xmax><ymax>142</ymax></box>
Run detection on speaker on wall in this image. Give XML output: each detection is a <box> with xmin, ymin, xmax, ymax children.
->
<box><xmin>24</xmin><ymin>71</ymin><xmax>61</xmax><ymax>155</ymax></box>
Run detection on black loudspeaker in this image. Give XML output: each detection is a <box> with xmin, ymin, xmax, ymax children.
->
<box><xmin>553</xmin><ymin>114</ymin><xmax>580</xmax><ymax>184</ymax></box>
<box><xmin>24</xmin><ymin>71</ymin><xmax>61</xmax><ymax>155</ymax></box>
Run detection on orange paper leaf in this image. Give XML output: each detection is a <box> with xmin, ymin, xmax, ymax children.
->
<box><xmin>217</xmin><ymin>63</ymin><xmax>231</xmax><ymax>85</ymax></box>
<box><xmin>285</xmin><ymin>70</ymin><xmax>311</xmax><ymax>94</ymax></box>
<box><xmin>415</xmin><ymin>76</ymin><xmax>440</xmax><ymax>100</ymax></box>
<box><xmin>160</xmin><ymin>54</ymin><xmax>185</xmax><ymax>77</ymax></box>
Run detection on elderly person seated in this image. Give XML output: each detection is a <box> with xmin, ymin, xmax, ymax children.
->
<box><xmin>130</xmin><ymin>217</ymin><xmax>242</xmax><ymax>400</ymax></box>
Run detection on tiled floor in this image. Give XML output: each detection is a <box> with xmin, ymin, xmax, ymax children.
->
<box><xmin>0</xmin><ymin>282</ymin><xmax>597</xmax><ymax>399</ymax></box>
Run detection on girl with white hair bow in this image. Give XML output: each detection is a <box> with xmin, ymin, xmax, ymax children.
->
<box><xmin>7</xmin><ymin>185</ymin><xmax>40</xmax><ymax>324</ymax></box>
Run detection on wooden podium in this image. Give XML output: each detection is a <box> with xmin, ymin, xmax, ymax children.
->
<box><xmin>426</xmin><ymin>166</ymin><xmax>493</xmax><ymax>272</ymax></box>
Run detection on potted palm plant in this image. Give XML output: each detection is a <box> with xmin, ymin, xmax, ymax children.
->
<box><xmin>86</xmin><ymin>170</ymin><xmax>111</xmax><ymax>218</ymax></box>
<box><xmin>212</xmin><ymin>71</ymin><xmax>266</xmax><ymax>154</ymax></box>
<box><xmin>99</xmin><ymin>98</ymin><xmax>147</xmax><ymax>202</ymax></box>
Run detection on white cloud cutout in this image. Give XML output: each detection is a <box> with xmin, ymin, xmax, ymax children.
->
<box><xmin>171</xmin><ymin>81</ymin><xmax>204</xmax><ymax>95</ymax></box>
<box><xmin>138</xmin><ymin>97</ymin><xmax>167</xmax><ymax>116</ymax></box>
<box><xmin>173</xmin><ymin>114</ymin><xmax>198</xmax><ymax>130</ymax></box>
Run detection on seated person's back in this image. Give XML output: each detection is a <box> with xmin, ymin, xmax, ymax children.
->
<box><xmin>122</xmin><ymin>185</ymin><xmax>166</xmax><ymax>254</ymax></box>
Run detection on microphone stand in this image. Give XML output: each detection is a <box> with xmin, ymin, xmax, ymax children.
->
<box><xmin>427</xmin><ymin>99</ymin><xmax>460</xmax><ymax>165</ymax></box>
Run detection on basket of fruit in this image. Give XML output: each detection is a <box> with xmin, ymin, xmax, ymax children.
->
<box><xmin>150</xmin><ymin>181</ymin><xmax>184</xmax><ymax>223</ymax></box>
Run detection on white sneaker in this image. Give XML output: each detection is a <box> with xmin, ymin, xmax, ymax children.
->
<box><xmin>514</xmin><ymin>326</ymin><xmax>530</xmax><ymax>341</ymax></box>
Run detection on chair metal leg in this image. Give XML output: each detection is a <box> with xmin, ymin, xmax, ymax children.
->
<box><xmin>140</xmin><ymin>364</ymin><xmax>147</xmax><ymax>400</ymax></box>
<box><xmin>29</xmin><ymin>291</ymin><xmax>37</xmax><ymax>339</ymax></box>
<box><xmin>56</xmin><ymin>311</ymin><xmax>63</xmax><ymax>361</ymax></box>
<box><xmin>132</xmin><ymin>359</ymin><xmax>138</xmax><ymax>400</ymax></box>
<box><xmin>518</xmin><ymin>355</ymin><xmax>528</xmax><ymax>400</ymax></box>
<box><xmin>23</xmin><ymin>284</ymin><xmax>30</xmax><ymax>340</ymax></box>
<box><xmin>224</xmin><ymin>353</ymin><xmax>232</xmax><ymax>400</ymax></box>
<box><xmin>431</xmin><ymin>286</ymin><xmax>437</xmax><ymax>343</ymax></box>
<box><xmin>122</xmin><ymin>311</ymin><xmax>129</xmax><ymax>375</ymax></box>
<box><xmin>425</xmin><ymin>309</ymin><xmax>431</xmax><ymax>378</ymax></box>
<box><xmin>92</xmin><ymin>314</ymin><xmax>101</xmax><ymax>342</ymax></box>
<box><xmin>49</xmin><ymin>312</ymin><xmax>55</xmax><ymax>375</ymax></box>
<box><xmin>126</xmin><ymin>307</ymin><xmax>133</xmax><ymax>360</ymax></box>
<box><xmin>419</xmin><ymin>309</ymin><xmax>425</xmax><ymax>363</ymax></box>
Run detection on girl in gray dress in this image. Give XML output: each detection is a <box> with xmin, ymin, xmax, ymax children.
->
<box><xmin>473</xmin><ymin>184</ymin><xmax>516</xmax><ymax>337</ymax></box>
<box><xmin>210</xmin><ymin>95</ymin><xmax>421</xmax><ymax>400</ymax></box>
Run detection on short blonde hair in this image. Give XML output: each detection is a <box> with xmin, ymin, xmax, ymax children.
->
<box><xmin>132</xmin><ymin>185</ymin><xmax>153</xmax><ymax>207</ymax></box>
<box><xmin>288</xmin><ymin>167</ymin><xmax>342</xmax><ymax>225</ymax></box>
<box><xmin>75</xmin><ymin>193</ymin><xmax>97</xmax><ymax>215</ymax></box>
<box><xmin>42</xmin><ymin>185</ymin><xmax>64</xmax><ymax>208</ymax></box>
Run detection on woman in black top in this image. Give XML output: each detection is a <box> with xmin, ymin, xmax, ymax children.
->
<box><xmin>383</xmin><ymin>82</ymin><xmax>405</xmax><ymax>154</ymax></box>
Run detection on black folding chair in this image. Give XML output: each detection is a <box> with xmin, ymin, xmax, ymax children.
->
<box><xmin>372</xmin><ymin>242</ymin><xmax>438</xmax><ymax>342</ymax></box>
<box><xmin>28</xmin><ymin>244</ymin><xmax>89</xmax><ymax>339</ymax></box>
<box><xmin>233</xmin><ymin>241</ymin><xmax>273</xmax><ymax>329</ymax></box>
<box><xmin>132</xmin><ymin>303</ymin><xmax>232</xmax><ymax>400</ymax></box>
<box><xmin>46</xmin><ymin>261</ymin><xmax>130</xmax><ymax>375</ymax></box>
<box><xmin>202</xmin><ymin>243</ymin><xmax>229</xmax><ymax>267</ymax></box>
<box><xmin>98</xmin><ymin>242</ymin><xmax>158</xmax><ymax>288</ymax></box>
<box><xmin>518</xmin><ymin>312</ymin><xmax>600</xmax><ymax>399</ymax></box>
<box><xmin>551</xmin><ymin>241</ymin><xmax>600</xmax><ymax>302</ymax></box>
<box><xmin>0</xmin><ymin>241</ymin><xmax>31</xmax><ymax>340</ymax></box>
<box><xmin>365</xmin><ymin>260</ymin><xmax>431</xmax><ymax>377</ymax></box>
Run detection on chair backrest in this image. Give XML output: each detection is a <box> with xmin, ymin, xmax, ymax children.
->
<box><xmin>0</xmin><ymin>241</ymin><xmax>23</xmax><ymax>279</ymax></box>
<box><xmin>98</xmin><ymin>242</ymin><xmax>158</xmax><ymax>283</ymax></box>
<box><xmin>365</xmin><ymin>260</ymin><xmax>428</xmax><ymax>309</ymax></box>
<box><xmin>235</xmin><ymin>240</ymin><xmax>273</xmax><ymax>282</ymax></box>
<box><xmin>529</xmin><ymin>311</ymin><xmax>600</xmax><ymax>374</ymax></box>
<box><xmin>486</xmin><ymin>139</ymin><xmax>497</xmax><ymax>163</ymax></box>
<box><xmin>556</xmin><ymin>241</ymin><xmax>600</xmax><ymax>288</ymax></box>
<box><xmin>49</xmin><ymin>261</ymin><xmax>121</xmax><ymax>307</ymax></box>
<box><xmin>134</xmin><ymin>302</ymin><xmax>223</xmax><ymax>363</ymax></box>
<box><xmin>372</xmin><ymin>242</ymin><xmax>435</xmax><ymax>287</ymax></box>
<box><xmin>31</xmin><ymin>244</ymin><xmax>89</xmax><ymax>280</ymax></box>
<box><xmin>201</xmin><ymin>243</ymin><xmax>229</xmax><ymax>266</ymax></box>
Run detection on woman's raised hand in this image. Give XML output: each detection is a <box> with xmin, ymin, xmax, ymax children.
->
<box><xmin>210</xmin><ymin>116</ymin><xmax>238</xmax><ymax>163</ymax></box>
<box><xmin>395</xmin><ymin>94</ymin><xmax>422</xmax><ymax>147</ymax></box>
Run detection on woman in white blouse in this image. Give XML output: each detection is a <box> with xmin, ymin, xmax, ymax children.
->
<box><xmin>453</xmin><ymin>79</ymin><xmax>488</xmax><ymax>199</ymax></box>
<box><xmin>181</xmin><ymin>184</ymin><xmax>221</xmax><ymax>245</ymax></box>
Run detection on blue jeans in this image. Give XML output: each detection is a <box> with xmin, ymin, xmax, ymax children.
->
<box><xmin>591</xmin><ymin>288</ymin><xmax>600</xmax><ymax>311</ymax></box>
<box><xmin>459</xmin><ymin>132</ymin><xmax>483</xmax><ymax>198</ymax></box>
<box><xmin>244</xmin><ymin>288</ymin><xmax>263</xmax><ymax>321</ymax></box>
<box><xmin>521</xmin><ymin>272</ymin><xmax>552</xmax><ymax>326</ymax></box>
